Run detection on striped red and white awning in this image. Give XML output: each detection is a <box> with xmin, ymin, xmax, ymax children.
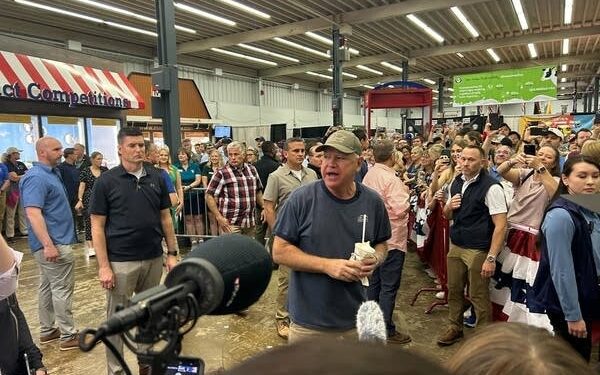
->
<box><xmin>0</xmin><ymin>50</ymin><xmax>144</xmax><ymax>109</ymax></box>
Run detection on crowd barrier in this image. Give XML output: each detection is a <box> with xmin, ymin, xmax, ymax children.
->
<box><xmin>174</xmin><ymin>187</ymin><xmax>218</xmax><ymax>242</ymax></box>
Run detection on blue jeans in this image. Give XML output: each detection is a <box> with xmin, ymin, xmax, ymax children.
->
<box><xmin>367</xmin><ymin>249</ymin><xmax>405</xmax><ymax>335</ymax></box>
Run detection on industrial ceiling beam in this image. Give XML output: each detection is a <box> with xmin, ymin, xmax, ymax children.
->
<box><xmin>261</xmin><ymin>25</ymin><xmax>600</xmax><ymax>78</ymax></box>
<box><xmin>177</xmin><ymin>0</ymin><xmax>488</xmax><ymax>54</ymax></box>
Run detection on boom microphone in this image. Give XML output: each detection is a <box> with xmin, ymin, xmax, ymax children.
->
<box><xmin>356</xmin><ymin>301</ymin><xmax>387</xmax><ymax>344</ymax></box>
<box><xmin>93</xmin><ymin>234</ymin><xmax>272</xmax><ymax>338</ymax></box>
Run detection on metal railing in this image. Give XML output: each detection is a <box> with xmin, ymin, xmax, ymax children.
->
<box><xmin>173</xmin><ymin>187</ymin><xmax>218</xmax><ymax>242</ymax></box>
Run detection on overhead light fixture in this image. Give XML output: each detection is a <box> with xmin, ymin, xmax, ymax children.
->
<box><xmin>564</xmin><ymin>0</ymin><xmax>573</xmax><ymax>25</ymax></box>
<box><xmin>306</xmin><ymin>71</ymin><xmax>333</xmax><ymax>80</ymax></box>
<box><xmin>174</xmin><ymin>2</ymin><xmax>236</xmax><ymax>27</ymax></box>
<box><xmin>273</xmin><ymin>37</ymin><xmax>330</xmax><ymax>58</ymax></box>
<box><xmin>356</xmin><ymin>65</ymin><xmax>384</xmax><ymax>76</ymax></box>
<box><xmin>15</xmin><ymin>0</ymin><xmax>161</xmax><ymax>36</ymax></box>
<box><xmin>562</xmin><ymin>38</ymin><xmax>570</xmax><ymax>55</ymax></box>
<box><xmin>362</xmin><ymin>84</ymin><xmax>375</xmax><ymax>89</ymax></box>
<box><xmin>380</xmin><ymin>61</ymin><xmax>403</xmax><ymax>72</ymax></box>
<box><xmin>450</xmin><ymin>6</ymin><xmax>480</xmax><ymax>38</ymax></box>
<box><xmin>511</xmin><ymin>0</ymin><xmax>529</xmax><ymax>30</ymax></box>
<box><xmin>527</xmin><ymin>43</ymin><xmax>538</xmax><ymax>58</ymax></box>
<box><xmin>406</xmin><ymin>14</ymin><xmax>445</xmax><ymax>43</ymax></box>
<box><xmin>560</xmin><ymin>86</ymin><xmax>566</xmax><ymax>90</ymax></box>
<box><xmin>433</xmin><ymin>96</ymin><xmax>439</xmax><ymax>100</ymax></box>
<box><xmin>237</xmin><ymin>44</ymin><xmax>299</xmax><ymax>62</ymax></box>
<box><xmin>423</xmin><ymin>78</ymin><xmax>436</xmax><ymax>85</ymax></box>
<box><xmin>210</xmin><ymin>48</ymin><xmax>277</xmax><ymax>66</ymax></box>
<box><xmin>561</xmin><ymin>64</ymin><xmax>568</xmax><ymax>72</ymax></box>
<box><xmin>432</xmin><ymin>89</ymin><xmax>439</xmax><ymax>93</ymax></box>
<box><xmin>217</xmin><ymin>0</ymin><xmax>270</xmax><ymax>19</ymax></box>
<box><xmin>447</xmin><ymin>87</ymin><xmax>454</xmax><ymax>92</ymax></box>
<box><xmin>327</xmin><ymin>68</ymin><xmax>358</xmax><ymax>79</ymax></box>
<box><xmin>560</xmin><ymin>77</ymin><xmax>567</xmax><ymax>83</ymax></box>
<box><xmin>304</xmin><ymin>32</ymin><xmax>360</xmax><ymax>55</ymax></box>
<box><xmin>456</xmin><ymin>52</ymin><xmax>465</xmax><ymax>58</ymax></box>
<box><xmin>73</xmin><ymin>0</ymin><xmax>196</xmax><ymax>34</ymax></box>
<box><xmin>486</xmin><ymin>48</ymin><xmax>501</xmax><ymax>62</ymax></box>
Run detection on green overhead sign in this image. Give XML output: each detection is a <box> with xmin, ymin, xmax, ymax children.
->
<box><xmin>453</xmin><ymin>66</ymin><xmax>557</xmax><ymax>107</ymax></box>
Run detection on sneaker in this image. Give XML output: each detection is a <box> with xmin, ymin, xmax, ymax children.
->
<box><xmin>235</xmin><ymin>309</ymin><xmax>249</xmax><ymax>317</ymax></box>
<box><xmin>59</xmin><ymin>334</ymin><xmax>81</xmax><ymax>351</ymax></box>
<box><xmin>425</xmin><ymin>268</ymin><xmax>437</xmax><ymax>279</ymax></box>
<box><xmin>276</xmin><ymin>319</ymin><xmax>290</xmax><ymax>339</ymax></box>
<box><xmin>87</xmin><ymin>248</ymin><xmax>96</xmax><ymax>257</ymax></box>
<box><xmin>435</xmin><ymin>291</ymin><xmax>445</xmax><ymax>300</ymax></box>
<box><xmin>437</xmin><ymin>327</ymin><xmax>464</xmax><ymax>346</ymax></box>
<box><xmin>387</xmin><ymin>331</ymin><xmax>412</xmax><ymax>344</ymax></box>
<box><xmin>40</xmin><ymin>328</ymin><xmax>60</xmax><ymax>344</ymax></box>
<box><xmin>463</xmin><ymin>314</ymin><xmax>476</xmax><ymax>328</ymax></box>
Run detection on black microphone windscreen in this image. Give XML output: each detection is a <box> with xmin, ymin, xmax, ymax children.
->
<box><xmin>168</xmin><ymin>234</ymin><xmax>272</xmax><ymax>315</ymax></box>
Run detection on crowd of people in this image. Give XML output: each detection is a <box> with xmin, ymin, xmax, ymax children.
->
<box><xmin>0</xmin><ymin>118</ymin><xmax>599</xmax><ymax>374</ymax></box>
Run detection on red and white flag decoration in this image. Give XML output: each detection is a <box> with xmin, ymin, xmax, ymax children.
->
<box><xmin>0</xmin><ymin>50</ymin><xmax>144</xmax><ymax>109</ymax></box>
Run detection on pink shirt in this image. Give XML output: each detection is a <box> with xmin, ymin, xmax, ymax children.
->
<box><xmin>363</xmin><ymin>163</ymin><xmax>410</xmax><ymax>251</ymax></box>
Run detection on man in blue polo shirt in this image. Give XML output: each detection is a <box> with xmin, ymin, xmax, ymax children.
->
<box><xmin>20</xmin><ymin>137</ymin><xmax>79</xmax><ymax>351</ymax></box>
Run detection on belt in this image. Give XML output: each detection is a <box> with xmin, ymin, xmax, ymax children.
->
<box><xmin>509</xmin><ymin>223</ymin><xmax>539</xmax><ymax>236</ymax></box>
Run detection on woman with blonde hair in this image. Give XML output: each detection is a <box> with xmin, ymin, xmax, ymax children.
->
<box><xmin>157</xmin><ymin>146</ymin><xmax>184</xmax><ymax>229</ymax></box>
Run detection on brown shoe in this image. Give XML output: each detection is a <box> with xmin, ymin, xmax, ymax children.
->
<box><xmin>276</xmin><ymin>319</ymin><xmax>289</xmax><ymax>339</ymax></box>
<box><xmin>59</xmin><ymin>334</ymin><xmax>81</xmax><ymax>351</ymax></box>
<box><xmin>139</xmin><ymin>364</ymin><xmax>152</xmax><ymax>375</ymax></box>
<box><xmin>40</xmin><ymin>328</ymin><xmax>60</xmax><ymax>344</ymax></box>
<box><xmin>387</xmin><ymin>331</ymin><xmax>412</xmax><ymax>344</ymax></box>
<box><xmin>437</xmin><ymin>327</ymin><xmax>463</xmax><ymax>346</ymax></box>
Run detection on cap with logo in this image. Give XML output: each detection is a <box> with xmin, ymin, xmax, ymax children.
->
<box><xmin>6</xmin><ymin>147</ymin><xmax>23</xmax><ymax>154</ymax></box>
<box><xmin>316</xmin><ymin>130</ymin><xmax>362</xmax><ymax>155</ymax></box>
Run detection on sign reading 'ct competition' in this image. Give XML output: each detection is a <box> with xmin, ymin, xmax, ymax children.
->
<box><xmin>0</xmin><ymin>50</ymin><xmax>144</xmax><ymax>109</ymax></box>
<box><xmin>453</xmin><ymin>66</ymin><xmax>557</xmax><ymax>107</ymax></box>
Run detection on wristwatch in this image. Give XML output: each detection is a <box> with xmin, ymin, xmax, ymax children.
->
<box><xmin>167</xmin><ymin>250</ymin><xmax>179</xmax><ymax>256</ymax></box>
<box><xmin>536</xmin><ymin>166</ymin><xmax>547</xmax><ymax>174</ymax></box>
<box><xmin>486</xmin><ymin>254</ymin><xmax>496</xmax><ymax>263</ymax></box>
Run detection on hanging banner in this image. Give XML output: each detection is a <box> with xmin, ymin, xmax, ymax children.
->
<box><xmin>517</xmin><ymin>113</ymin><xmax>595</xmax><ymax>135</ymax></box>
<box><xmin>453</xmin><ymin>66</ymin><xmax>557</xmax><ymax>107</ymax></box>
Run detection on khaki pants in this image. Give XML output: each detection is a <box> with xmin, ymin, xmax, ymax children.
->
<box><xmin>289</xmin><ymin>322</ymin><xmax>357</xmax><ymax>344</ymax></box>
<box><xmin>229</xmin><ymin>224</ymin><xmax>255</xmax><ymax>238</ymax></box>
<box><xmin>106</xmin><ymin>257</ymin><xmax>163</xmax><ymax>375</ymax></box>
<box><xmin>5</xmin><ymin>198</ymin><xmax>27</xmax><ymax>237</ymax></box>
<box><xmin>275</xmin><ymin>264</ymin><xmax>289</xmax><ymax>321</ymax></box>
<box><xmin>446</xmin><ymin>243</ymin><xmax>491</xmax><ymax>331</ymax></box>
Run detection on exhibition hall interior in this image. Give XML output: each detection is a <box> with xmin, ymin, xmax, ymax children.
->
<box><xmin>1</xmin><ymin>0</ymin><xmax>600</xmax><ymax>374</ymax></box>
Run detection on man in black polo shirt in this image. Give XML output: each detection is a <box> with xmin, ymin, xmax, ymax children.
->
<box><xmin>254</xmin><ymin>141</ymin><xmax>281</xmax><ymax>246</ymax></box>
<box><xmin>57</xmin><ymin>148</ymin><xmax>80</xmax><ymax>238</ymax></box>
<box><xmin>90</xmin><ymin>127</ymin><xmax>178</xmax><ymax>375</ymax></box>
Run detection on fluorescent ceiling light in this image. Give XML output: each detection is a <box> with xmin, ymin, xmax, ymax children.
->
<box><xmin>423</xmin><ymin>78</ymin><xmax>436</xmax><ymax>85</ymax></box>
<box><xmin>174</xmin><ymin>2</ymin><xmax>236</xmax><ymax>27</ymax></box>
<box><xmin>237</xmin><ymin>44</ymin><xmax>299</xmax><ymax>62</ymax></box>
<box><xmin>273</xmin><ymin>37</ymin><xmax>330</xmax><ymax>58</ymax></box>
<box><xmin>560</xmin><ymin>77</ymin><xmax>567</xmax><ymax>82</ymax></box>
<box><xmin>511</xmin><ymin>0</ymin><xmax>529</xmax><ymax>30</ymax></box>
<box><xmin>73</xmin><ymin>0</ymin><xmax>196</xmax><ymax>34</ymax></box>
<box><xmin>456</xmin><ymin>52</ymin><xmax>465</xmax><ymax>58</ymax></box>
<box><xmin>304</xmin><ymin>32</ymin><xmax>360</xmax><ymax>55</ymax></box>
<box><xmin>527</xmin><ymin>43</ymin><xmax>538</xmax><ymax>58</ymax></box>
<box><xmin>210</xmin><ymin>48</ymin><xmax>277</xmax><ymax>66</ymax></box>
<box><xmin>433</xmin><ymin>96</ymin><xmax>439</xmax><ymax>100</ymax></box>
<box><xmin>15</xmin><ymin>0</ymin><xmax>160</xmax><ymax>36</ymax></box>
<box><xmin>306</xmin><ymin>71</ymin><xmax>332</xmax><ymax>80</ymax></box>
<box><xmin>561</xmin><ymin>64</ymin><xmax>568</xmax><ymax>72</ymax></box>
<box><xmin>356</xmin><ymin>65</ymin><xmax>384</xmax><ymax>76</ymax></box>
<box><xmin>447</xmin><ymin>87</ymin><xmax>454</xmax><ymax>92</ymax></box>
<box><xmin>564</xmin><ymin>0</ymin><xmax>573</xmax><ymax>24</ymax></box>
<box><xmin>562</xmin><ymin>38</ymin><xmax>570</xmax><ymax>55</ymax></box>
<box><xmin>560</xmin><ymin>86</ymin><xmax>566</xmax><ymax>90</ymax></box>
<box><xmin>487</xmin><ymin>48</ymin><xmax>501</xmax><ymax>62</ymax></box>
<box><xmin>380</xmin><ymin>61</ymin><xmax>403</xmax><ymax>72</ymax></box>
<box><xmin>406</xmin><ymin>14</ymin><xmax>445</xmax><ymax>43</ymax></box>
<box><xmin>362</xmin><ymin>85</ymin><xmax>375</xmax><ymax>89</ymax></box>
<box><xmin>16</xmin><ymin>0</ymin><xmax>103</xmax><ymax>23</ymax></box>
<box><xmin>450</xmin><ymin>6</ymin><xmax>479</xmax><ymax>38</ymax></box>
<box><xmin>327</xmin><ymin>68</ymin><xmax>358</xmax><ymax>79</ymax></box>
<box><xmin>432</xmin><ymin>89</ymin><xmax>439</xmax><ymax>93</ymax></box>
<box><xmin>105</xmin><ymin>22</ymin><xmax>157</xmax><ymax>37</ymax></box>
<box><xmin>217</xmin><ymin>0</ymin><xmax>270</xmax><ymax>19</ymax></box>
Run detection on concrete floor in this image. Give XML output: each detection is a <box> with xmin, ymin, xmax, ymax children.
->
<box><xmin>13</xmin><ymin>237</ymin><xmax>467</xmax><ymax>375</ymax></box>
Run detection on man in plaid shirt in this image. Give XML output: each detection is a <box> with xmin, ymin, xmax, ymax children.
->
<box><xmin>206</xmin><ymin>141</ymin><xmax>264</xmax><ymax>237</ymax></box>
